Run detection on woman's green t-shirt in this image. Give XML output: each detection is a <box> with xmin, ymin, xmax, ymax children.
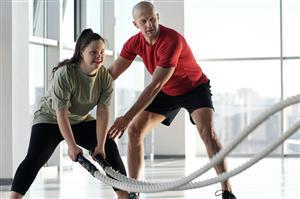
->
<box><xmin>33</xmin><ymin>63</ymin><xmax>113</xmax><ymax>125</ymax></box>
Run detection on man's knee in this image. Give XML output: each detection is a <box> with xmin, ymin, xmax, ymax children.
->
<box><xmin>127</xmin><ymin>124</ymin><xmax>143</xmax><ymax>143</ymax></box>
<box><xmin>198</xmin><ymin>127</ymin><xmax>216</xmax><ymax>143</ymax></box>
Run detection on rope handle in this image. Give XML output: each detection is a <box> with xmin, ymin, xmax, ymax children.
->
<box><xmin>88</xmin><ymin>149</ymin><xmax>112</xmax><ymax>169</ymax></box>
<box><xmin>77</xmin><ymin>154</ymin><xmax>98</xmax><ymax>176</ymax></box>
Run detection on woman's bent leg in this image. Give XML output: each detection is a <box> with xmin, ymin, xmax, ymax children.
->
<box><xmin>10</xmin><ymin>124</ymin><xmax>63</xmax><ymax>197</ymax></box>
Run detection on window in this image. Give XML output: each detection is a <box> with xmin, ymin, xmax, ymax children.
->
<box><xmin>86</xmin><ymin>1</ymin><xmax>102</xmax><ymax>34</ymax></box>
<box><xmin>282</xmin><ymin>0</ymin><xmax>300</xmax><ymax>56</ymax></box>
<box><xmin>29</xmin><ymin>44</ymin><xmax>45</xmax><ymax>115</ymax></box>
<box><xmin>185</xmin><ymin>0</ymin><xmax>300</xmax><ymax>155</ymax></box>
<box><xmin>284</xmin><ymin>60</ymin><xmax>300</xmax><ymax>155</ymax></box>
<box><xmin>201</xmin><ymin>60</ymin><xmax>281</xmax><ymax>155</ymax></box>
<box><xmin>30</xmin><ymin>0</ymin><xmax>46</xmax><ymax>37</ymax></box>
<box><xmin>185</xmin><ymin>0</ymin><xmax>279</xmax><ymax>59</ymax></box>
<box><xmin>62</xmin><ymin>0</ymin><xmax>75</xmax><ymax>43</ymax></box>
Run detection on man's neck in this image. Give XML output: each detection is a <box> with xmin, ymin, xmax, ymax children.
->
<box><xmin>144</xmin><ymin>28</ymin><xmax>160</xmax><ymax>45</ymax></box>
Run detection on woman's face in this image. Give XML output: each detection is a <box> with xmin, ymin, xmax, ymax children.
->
<box><xmin>81</xmin><ymin>39</ymin><xmax>105</xmax><ymax>73</ymax></box>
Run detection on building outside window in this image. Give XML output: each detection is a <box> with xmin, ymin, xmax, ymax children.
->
<box><xmin>185</xmin><ymin>0</ymin><xmax>300</xmax><ymax>155</ymax></box>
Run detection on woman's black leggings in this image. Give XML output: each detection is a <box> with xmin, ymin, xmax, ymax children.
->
<box><xmin>11</xmin><ymin>121</ymin><xmax>127</xmax><ymax>195</ymax></box>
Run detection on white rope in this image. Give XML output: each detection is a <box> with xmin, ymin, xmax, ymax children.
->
<box><xmin>174</xmin><ymin>121</ymin><xmax>300</xmax><ymax>190</ymax></box>
<box><xmin>91</xmin><ymin>121</ymin><xmax>300</xmax><ymax>192</ymax></box>
<box><xmin>79</xmin><ymin>95</ymin><xmax>300</xmax><ymax>193</ymax></box>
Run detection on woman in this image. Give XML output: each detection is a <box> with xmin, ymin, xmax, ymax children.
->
<box><xmin>10</xmin><ymin>29</ymin><xmax>137</xmax><ymax>199</ymax></box>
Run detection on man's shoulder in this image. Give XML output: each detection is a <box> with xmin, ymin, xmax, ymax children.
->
<box><xmin>160</xmin><ymin>25</ymin><xmax>180</xmax><ymax>35</ymax></box>
<box><xmin>160</xmin><ymin>25</ymin><xmax>182</xmax><ymax>43</ymax></box>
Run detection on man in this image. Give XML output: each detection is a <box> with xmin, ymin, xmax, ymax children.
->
<box><xmin>108</xmin><ymin>1</ymin><xmax>236</xmax><ymax>199</ymax></box>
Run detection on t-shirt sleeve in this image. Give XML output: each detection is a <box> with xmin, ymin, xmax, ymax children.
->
<box><xmin>98</xmin><ymin>70</ymin><xmax>113</xmax><ymax>107</ymax></box>
<box><xmin>51</xmin><ymin>68</ymin><xmax>72</xmax><ymax>111</ymax></box>
<box><xmin>157</xmin><ymin>35</ymin><xmax>182</xmax><ymax>68</ymax></box>
<box><xmin>120</xmin><ymin>36</ymin><xmax>138</xmax><ymax>61</ymax></box>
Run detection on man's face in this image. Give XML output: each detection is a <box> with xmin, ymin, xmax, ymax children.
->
<box><xmin>133</xmin><ymin>7</ymin><xmax>159</xmax><ymax>39</ymax></box>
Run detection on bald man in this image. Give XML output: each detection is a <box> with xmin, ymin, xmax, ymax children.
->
<box><xmin>108</xmin><ymin>2</ymin><xmax>236</xmax><ymax>199</ymax></box>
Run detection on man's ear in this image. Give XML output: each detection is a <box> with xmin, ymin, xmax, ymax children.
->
<box><xmin>156</xmin><ymin>13</ymin><xmax>159</xmax><ymax>20</ymax></box>
<box><xmin>133</xmin><ymin>21</ymin><xmax>138</xmax><ymax>28</ymax></box>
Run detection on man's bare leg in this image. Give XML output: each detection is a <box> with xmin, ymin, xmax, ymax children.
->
<box><xmin>192</xmin><ymin>108</ymin><xmax>232</xmax><ymax>191</ymax></box>
<box><xmin>127</xmin><ymin>111</ymin><xmax>165</xmax><ymax>179</ymax></box>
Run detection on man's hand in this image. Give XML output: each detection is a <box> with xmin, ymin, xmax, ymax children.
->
<box><xmin>108</xmin><ymin>116</ymin><xmax>131</xmax><ymax>139</ymax></box>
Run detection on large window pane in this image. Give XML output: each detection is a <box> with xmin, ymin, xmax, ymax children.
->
<box><xmin>283</xmin><ymin>60</ymin><xmax>300</xmax><ymax>155</ymax></box>
<box><xmin>185</xmin><ymin>0</ymin><xmax>280</xmax><ymax>58</ymax></box>
<box><xmin>283</xmin><ymin>0</ymin><xmax>300</xmax><ymax>56</ymax></box>
<box><xmin>115</xmin><ymin>61</ymin><xmax>144</xmax><ymax>155</ymax></box>
<box><xmin>116</xmin><ymin>61</ymin><xmax>144</xmax><ymax>115</ymax></box>
<box><xmin>29</xmin><ymin>0</ymin><xmax>46</xmax><ymax>37</ymax></box>
<box><xmin>86</xmin><ymin>1</ymin><xmax>101</xmax><ymax>34</ymax></box>
<box><xmin>29</xmin><ymin>44</ymin><xmax>45</xmax><ymax>115</ymax></box>
<box><xmin>115</xmin><ymin>0</ymin><xmax>140</xmax><ymax>53</ymax></box>
<box><xmin>199</xmin><ymin>60</ymin><xmax>281</xmax><ymax>155</ymax></box>
<box><xmin>62</xmin><ymin>0</ymin><xmax>75</xmax><ymax>43</ymax></box>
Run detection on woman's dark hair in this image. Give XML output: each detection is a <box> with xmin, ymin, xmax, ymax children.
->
<box><xmin>52</xmin><ymin>28</ymin><xmax>105</xmax><ymax>74</ymax></box>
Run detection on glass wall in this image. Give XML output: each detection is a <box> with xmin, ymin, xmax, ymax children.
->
<box><xmin>29</xmin><ymin>44</ymin><xmax>45</xmax><ymax>115</ymax></box>
<box><xmin>62</xmin><ymin>0</ymin><xmax>75</xmax><ymax>43</ymax></box>
<box><xmin>201</xmin><ymin>60</ymin><xmax>281</xmax><ymax>155</ymax></box>
<box><xmin>114</xmin><ymin>0</ymin><xmax>144</xmax><ymax>155</ymax></box>
<box><xmin>282</xmin><ymin>0</ymin><xmax>300</xmax><ymax>155</ymax></box>
<box><xmin>30</xmin><ymin>0</ymin><xmax>46</xmax><ymax>37</ymax></box>
<box><xmin>282</xmin><ymin>0</ymin><xmax>300</xmax><ymax>56</ymax></box>
<box><xmin>86</xmin><ymin>1</ymin><xmax>102</xmax><ymax>34</ymax></box>
<box><xmin>284</xmin><ymin>60</ymin><xmax>300</xmax><ymax>155</ymax></box>
<box><xmin>185</xmin><ymin>0</ymin><xmax>279</xmax><ymax>59</ymax></box>
<box><xmin>115</xmin><ymin>0</ymin><xmax>139</xmax><ymax>52</ymax></box>
<box><xmin>185</xmin><ymin>0</ymin><xmax>300</xmax><ymax>155</ymax></box>
<box><xmin>29</xmin><ymin>0</ymin><xmax>46</xmax><ymax>114</ymax></box>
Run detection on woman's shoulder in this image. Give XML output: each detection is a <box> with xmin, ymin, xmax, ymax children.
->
<box><xmin>98</xmin><ymin>65</ymin><xmax>111</xmax><ymax>76</ymax></box>
<box><xmin>97</xmin><ymin>66</ymin><xmax>113</xmax><ymax>82</ymax></box>
<box><xmin>58</xmin><ymin>63</ymin><xmax>78</xmax><ymax>75</ymax></box>
<box><xmin>53</xmin><ymin>63</ymin><xmax>77</xmax><ymax>84</ymax></box>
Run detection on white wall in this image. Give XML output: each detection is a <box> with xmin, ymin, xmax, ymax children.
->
<box><xmin>0</xmin><ymin>1</ymin><xmax>30</xmax><ymax>179</ymax></box>
<box><xmin>0</xmin><ymin>0</ymin><xmax>13</xmax><ymax>179</ymax></box>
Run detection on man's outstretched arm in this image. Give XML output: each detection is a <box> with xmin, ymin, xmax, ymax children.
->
<box><xmin>108</xmin><ymin>56</ymin><xmax>132</xmax><ymax>80</ymax></box>
<box><xmin>108</xmin><ymin>66</ymin><xmax>175</xmax><ymax>139</ymax></box>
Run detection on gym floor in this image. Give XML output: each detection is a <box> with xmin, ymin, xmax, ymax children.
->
<box><xmin>0</xmin><ymin>157</ymin><xmax>299</xmax><ymax>199</ymax></box>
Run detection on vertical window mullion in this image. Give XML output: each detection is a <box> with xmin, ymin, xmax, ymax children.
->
<box><xmin>74</xmin><ymin>0</ymin><xmax>81</xmax><ymax>42</ymax></box>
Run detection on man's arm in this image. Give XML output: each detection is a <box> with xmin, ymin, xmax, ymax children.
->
<box><xmin>124</xmin><ymin>66</ymin><xmax>174</xmax><ymax>120</ymax></box>
<box><xmin>108</xmin><ymin>66</ymin><xmax>175</xmax><ymax>138</ymax></box>
<box><xmin>108</xmin><ymin>56</ymin><xmax>132</xmax><ymax>80</ymax></box>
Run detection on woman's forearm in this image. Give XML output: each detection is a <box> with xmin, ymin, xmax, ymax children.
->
<box><xmin>56</xmin><ymin>110</ymin><xmax>76</xmax><ymax>147</ymax></box>
<box><xmin>96</xmin><ymin>106</ymin><xmax>109</xmax><ymax>148</ymax></box>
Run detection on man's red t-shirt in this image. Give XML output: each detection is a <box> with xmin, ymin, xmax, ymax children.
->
<box><xmin>120</xmin><ymin>25</ymin><xmax>208</xmax><ymax>96</ymax></box>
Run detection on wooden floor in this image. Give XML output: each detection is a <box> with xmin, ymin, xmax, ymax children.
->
<box><xmin>1</xmin><ymin>157</ymin><xmax>299</xmax><ymax>199</ymax></box>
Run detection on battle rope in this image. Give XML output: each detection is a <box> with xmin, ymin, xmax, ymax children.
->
<box><xmin>78</xmin><ymin>95</ymin><xmax>300</xmax><ymax>193</ymax></box>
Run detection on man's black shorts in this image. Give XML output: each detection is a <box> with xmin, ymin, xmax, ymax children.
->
<box><xmin>145</xmin><ymin>80</ymin><xmax>214</xmax><ymax>126</ymax></box>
